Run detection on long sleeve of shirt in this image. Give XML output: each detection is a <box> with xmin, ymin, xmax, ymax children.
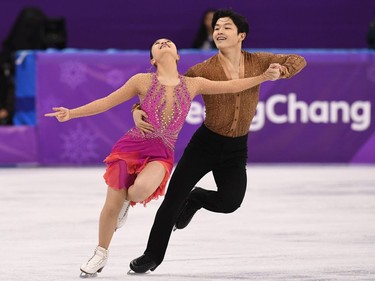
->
<box><xmin>185</xmin><ymin>50</ymin><xmax>307</xmax><ymax>137</ymax></box>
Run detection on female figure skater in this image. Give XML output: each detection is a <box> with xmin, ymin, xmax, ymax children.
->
<box><xmin>45</xmin><ymin>38</ymin><xmax>281</xmax><ymax>278</ymax></box>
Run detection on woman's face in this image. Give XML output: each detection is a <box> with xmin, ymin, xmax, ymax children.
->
<box><xmin>150</xmin><ymin>38</ymin><xmax>178</xmax><ymax>60</ymax></box>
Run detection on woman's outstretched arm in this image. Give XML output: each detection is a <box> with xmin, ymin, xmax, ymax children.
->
<box><xmin>45</xmin><ymin>74</ymin><xmax>144</xmax><ymax>122</ymax></box>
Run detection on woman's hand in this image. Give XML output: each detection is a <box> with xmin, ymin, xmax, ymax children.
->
<box><xmin>44</xmin><ymin>107</ymin><xmax>71</xmax><ymax>122</ymax></box>
<box><xmin>133</xmin><ymin>109</ymin><xmax>154</xmax><ymax>135</ymax></box>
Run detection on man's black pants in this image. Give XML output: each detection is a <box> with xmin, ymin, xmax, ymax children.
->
<box><xmin>144</xmin><ymin>124</ymin><xmax>248</xmax><ymax>264</ymax></box>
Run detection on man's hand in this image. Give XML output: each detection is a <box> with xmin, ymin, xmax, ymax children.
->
<box><xmin>263</xmin><ymin>63</ymin><xmax>282</xmax><ymax>81</ymax></box>
<box><xmin>133</xmin><ymin>109</ymin><xmax>154</xmax><ymax>135</ymax></box>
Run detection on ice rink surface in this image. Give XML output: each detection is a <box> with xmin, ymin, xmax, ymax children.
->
<box><xmin>1</xmin><ymin>165</ymin><xmax>374</xmax><ymax>281</ymax></box>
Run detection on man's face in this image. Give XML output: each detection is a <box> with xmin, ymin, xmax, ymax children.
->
<box><xmin>213</xmin><ymin>17</ymin><xmax>245</xmax><ymax>49</ymax></box>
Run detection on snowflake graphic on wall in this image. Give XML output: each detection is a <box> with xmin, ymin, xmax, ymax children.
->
<box><xmin>60</xmin><ymin>123</ymin><xmax>99</xmax><ymax>164</ymax></box>
<box><xmin>60</xmin><ymin>61</ymin><xmax>87</xmax><ymax>89</ymax></box>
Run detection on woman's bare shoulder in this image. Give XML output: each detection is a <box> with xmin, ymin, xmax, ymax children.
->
<box><xmin>131</xmin><ymin>72</ymin><xmax>153</xmax><ymax>81</ymax></box>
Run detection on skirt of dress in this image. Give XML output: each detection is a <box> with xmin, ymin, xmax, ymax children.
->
<box><xmin>103</xmin><ymin>130</ymin><xmax>174</xmax><ymax>206</ymax></box>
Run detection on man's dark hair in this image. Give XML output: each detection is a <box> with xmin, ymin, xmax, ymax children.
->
<box><xmin>212</xmin><ymin>9</ymin><xmax>249</xmax><ymax>35</ymax></box>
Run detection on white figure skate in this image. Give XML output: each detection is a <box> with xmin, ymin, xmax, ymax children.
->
<box><xmin>80</xmin><ymin>246</ymin><xmax>108</xmax><ymax>278</ymax></box>
<box><xmin>115</xmin><ymin>200</ymin><xmax>130</xmax><ymax>231</ymax></box>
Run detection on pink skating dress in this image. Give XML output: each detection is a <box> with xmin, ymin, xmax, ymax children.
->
<box><xmin>103</xmin><ymin>73</ymin><xmax>191</xmax><ymax>206</ymax></box>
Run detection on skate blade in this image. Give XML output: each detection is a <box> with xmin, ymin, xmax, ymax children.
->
<box><xmin>80</xmin><ymin>272</ymin><xmax>98</xmax><ymax>278</ymax></box>
<box><xmin>127</xmin><ymin>269</ymin><xmax>151</xmax><ymax>275</ymax></box>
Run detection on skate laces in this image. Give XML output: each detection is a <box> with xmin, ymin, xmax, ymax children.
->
<box><xmin>119</xmin><ymin>201</ymin><xmax>130</xmax><ymax>221</ymax></box>
<box><xmin>86</xmin><ymin>246</ymin><xmax>108</xmax><ymax>267</ymax></box>
<box><xmin>116</xmin><ymin>200</ymin><xmax>131</xmax><ymax>230</ymax></box>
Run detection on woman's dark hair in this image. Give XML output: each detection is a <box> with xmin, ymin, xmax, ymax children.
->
<box><xmin>211</xmin><ymin>9</ymin><xmax>249</xmax><ymax>35</ymax></box>
<box><xmin>149</xmin><ymin>42</ymin><xmax>154</xmax><ymax>60</ymax></box>
<box><xmin>192</xmin><ymin>9</ymin><xmax>217</xmax><ymax>49</ymax></box>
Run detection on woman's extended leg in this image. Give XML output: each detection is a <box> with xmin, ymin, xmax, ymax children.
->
<box><xmin>99</xmin><ymin>187</ymin><xmax>127</xmax><ymax>248</ymax></box>
<box><xmin>127</xmin><ymin>161</ymin><xmax>166</xmax><ymax>203</ymax></box>
<box><xmin>80</xmin><ymin>187</ymin><xmax>127</xmax><ymax>277</ymax></box>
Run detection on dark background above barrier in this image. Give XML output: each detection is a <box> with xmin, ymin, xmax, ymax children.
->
<box><xmin>1</xmin><ymin>0</ymin><xmax>375</xmax><ymax>50</ymax></box>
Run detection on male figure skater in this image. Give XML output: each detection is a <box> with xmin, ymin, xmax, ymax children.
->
<box><xmin>130</xmin><ymin>9</ymin><xmax>307</xmax><ymax>273</ymax></box>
